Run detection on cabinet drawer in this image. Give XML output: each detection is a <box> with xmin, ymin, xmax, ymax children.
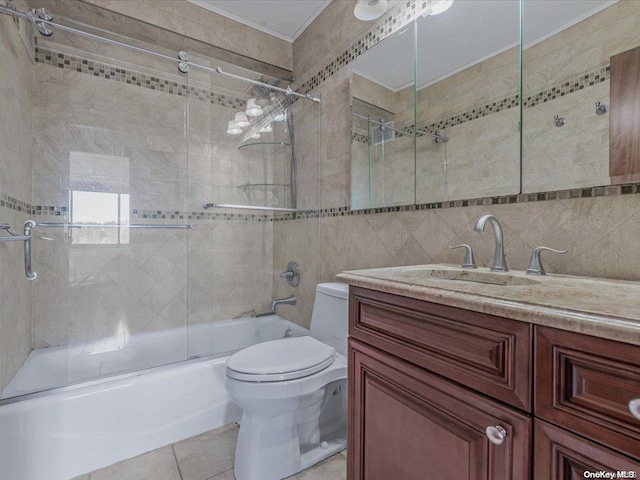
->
<box><xmin>534</xmin><ymin>419</ymin><xmax>640</xmax><ymax>479</ymax></box>
<box><xmin>349</xmin><ymin>287</ymin><xmax>532</xmax><ymax>410</ymax></box>
<box><xmin>348</xmin><ymin>338</ymin><xmax>531</xmax><ymax>480</ymax></box>
<box><xmin>535</xmin><ymin>326</ymin><xmax>640</xmax><ymax>459</ymax></box>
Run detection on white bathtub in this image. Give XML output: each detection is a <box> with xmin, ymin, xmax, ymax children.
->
<box><xmin>0</xmin><ymin>316</ymin><xmax>308</xmax><ymax>480</ymax></box>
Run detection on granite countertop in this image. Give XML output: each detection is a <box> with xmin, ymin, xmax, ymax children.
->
<box><xmin>336</xmin><ymin>264</ymin><xmax>640</xmax><ymax>346</ymax></box>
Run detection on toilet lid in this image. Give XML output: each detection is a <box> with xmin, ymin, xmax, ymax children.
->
<box><xmin>226</xmin><ymin>336</ymin><xmax>336</xmax><ymax>382</ymax></box>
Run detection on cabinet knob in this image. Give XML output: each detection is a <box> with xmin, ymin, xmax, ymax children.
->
<box><xmin>485</xmin><ymin>425</ymin><xmax>507</xmax><ymax>445</ymax></box>
<box><xmin>630</xmin><ymin>399</ymin><xmax>640</xmax><ymax>420</ymax></box>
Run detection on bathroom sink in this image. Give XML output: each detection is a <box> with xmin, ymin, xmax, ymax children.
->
<box><xmin>399</xmin><ymin>267</ymin><xmax>541</xmax><ymax>286</ymax></box>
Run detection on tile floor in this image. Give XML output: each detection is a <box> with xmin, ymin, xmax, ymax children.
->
<box><xmin>72</xmin><ymin>423</ymin><xmax>347</xmax><ymax>480</ymax></box>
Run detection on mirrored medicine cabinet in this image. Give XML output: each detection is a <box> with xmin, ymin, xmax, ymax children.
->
<box><xmin>351</xmin><ymin>0</ymin><xmax>640</xmax><ymax>209</ymax></box>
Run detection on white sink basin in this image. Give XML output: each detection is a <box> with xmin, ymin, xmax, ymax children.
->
<box><xmin>400</xmin><ymin>267</ymin><xmax>541</xmax><ymax>286</ymax></box>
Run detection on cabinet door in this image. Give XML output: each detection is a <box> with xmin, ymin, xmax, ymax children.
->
<box><xmin>348</xmin><ymin>339</ymin><xmax>530</xmax><ymax>480</ymax></box>
<box><xmin>535</xmin><ymin>419</ymin><xmax>640</xmax><ymax>479</ymax></box>
<box><xmin>535</xmin><ymin>326</ymin><xmax>640</xmax><ymax>458</ymax></box>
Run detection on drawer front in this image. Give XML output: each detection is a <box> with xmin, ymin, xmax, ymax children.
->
<box><xmin>534</xmin><ymin>419</ymin><xmax>640</xmax><ymax>479</ymax></box>
<box><xmin>535</xmin><ymin>326</ymin><xmax>640</xmax><ymax>459</ymax></box>
<box><xmin>348</xmin><ymin>339</ymin><xmax>531</xmax><ymax>480</ymax></box>
<box><xmin>349</xmin><ymin>287</ymin><xmax>532</xmax><ymax>411</ymax></box>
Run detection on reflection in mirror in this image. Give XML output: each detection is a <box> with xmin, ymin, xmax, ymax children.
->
<box><xmin>522</xmin><ymin>0</ymin><xmax>639</xmax><ymax>192</ymax></box>
<box><xmin>415</xmin><ymin>0</ymin><xmax>521</xmax><ymax>203</ymax></box>
<box><xmin>350</xmin><ymin>21</ymin><xmax>416</xmax><ymax>209</ymax></box>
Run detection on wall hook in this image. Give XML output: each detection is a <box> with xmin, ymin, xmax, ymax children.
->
<box><xmin>554</xmin><ymin>115</ymin><xmax>565</xmax><ymax>127</ymax></box>
<box><xmin>595</xmin><ymin>101</ymin><xmax>608</xmax><ymax>116</ymax></box>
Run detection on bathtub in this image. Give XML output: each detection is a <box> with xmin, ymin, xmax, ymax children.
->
<box><xmin>0</xmin><ymin>316</ymin><xmax>307</xmax><ymax>480</ymax></box>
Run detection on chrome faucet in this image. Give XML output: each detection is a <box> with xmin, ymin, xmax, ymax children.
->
<box><xmin>473</xmin><ymin>215</ymin><xmax>508</xmax><ymax>272</ymax></box>
<box><xmin>271</xmin><ymin>295</ymin><xmax>297</xmax><ymax>311</ymax></box>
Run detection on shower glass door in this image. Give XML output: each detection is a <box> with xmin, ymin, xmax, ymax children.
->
<box><xmin>185</xmin><ymin>52</ymin><xmax>322</xmax><ymax>359</ymax></box>
<box><xmin>1</xmin><ymin>21</ymin><xmax>191</xmax><ymax>399</ymax></box>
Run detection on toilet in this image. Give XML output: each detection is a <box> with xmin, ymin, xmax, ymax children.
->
<box><xmin>224</xmin><ymin>282</ymin><xmax>349</xmax><ymax>480</ymax></box>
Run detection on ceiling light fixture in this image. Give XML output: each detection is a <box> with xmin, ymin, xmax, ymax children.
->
<box><xmin>427</xmin><ymin>0</ymin><xmax>454</xmax><ymax>16</ymax></box>
<box><xmin>354</xmin><ymin>0</ymin><xmax>388</xmax><ymax>21</ymax></box>
<box><xmin>251</xmin><ymin>132</ymin><xmax>261</xmax><ymax>139</ymax></box>
<box><xmin>227</xmin><ymin>120</ymin><xmax>242</xmax><ymax>135</ymax></box>
<box><xmin>234</xmin><ymin>112</ymin><xmax>250</xmax><ymax>128</ymax></box>
<box><xmin>260</xmin><ymin>123</ymin><xmax>273</xmax><ymax>133</ymax></box>
<box><xmin>273</xmin><ymin>111</ymin><xmax>286</xmax><ymax>122</ymax></box>
<box><xmin>245</xmin><ymin>98</ymin><xmax>264</xmax><ymax>117</ymax></box>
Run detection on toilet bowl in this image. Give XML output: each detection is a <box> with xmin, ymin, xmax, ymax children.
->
<box><xmin>224</xmin><ymin>282</ymin><xmax>349</xmax><ymax>480</ymax></box>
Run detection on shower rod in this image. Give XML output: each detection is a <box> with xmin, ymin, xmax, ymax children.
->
<box><xmin>352</xmin><ymin>112</ymin><xmax>449</xmax><ymax>142</ymax></box>
<box><xmin>202</xmin><ymin>203</ymin><xmax>314</xmax><ymax>213</ymax></box>
<box><xmin>36</xmin><ymin>223</ymin><xmax>198</xmax><ymax>229</ymax></box>
<box><xmin>0</xmin><ymin>5</ymin><xmax>320</xmax><ymax>103</ymax></box>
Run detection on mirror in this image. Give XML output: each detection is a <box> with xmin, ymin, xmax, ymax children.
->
<box><xmin>414</xmin><ymin>0</ymin><xmax>521</xmax><ymax>203</ymax></box>
<box><xmin>350</xmin><ymin>21</ymin><xmax>416</xmax><ymax>209</ymax></box>
<box><xmin>522</xmin><ymin>0</ymin><xmax>638</xmax><ymax>192</ymax></box>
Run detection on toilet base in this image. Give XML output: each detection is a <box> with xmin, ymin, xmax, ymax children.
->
<box><xmin>232</xmin><ymin>379</ymin><xmax>347</xmax><ymax>480</ymax></box>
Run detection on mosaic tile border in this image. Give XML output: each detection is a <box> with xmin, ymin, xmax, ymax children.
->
<box><xmin>34</xmin><ymin>47</ymin><xmax>247</xmax><ymax>111</ymax></box>
<box><xmin>5</xmin><ymin>182</ymin><xmax>640</xmax><ymax>224</ymax></box>
<box><xmin>352</xmin><ymin>61</ymin><xmax>609</xmax><ymax>144</ymax></box>
<box><xmin>0</xmin><ymin>194</ymin><xmax>34</xmax><ymax>215</ymax></box>
<box><xmin>273</xmin><ymin>182</ymin><xmax>640</xmax><ymax>221</ymax></box>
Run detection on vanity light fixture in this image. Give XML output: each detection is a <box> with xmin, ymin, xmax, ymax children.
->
<box><xmin>259</xmin><ymin>123</ymin><xmax>273</xmax><ymax>133</ymax></box>
<box><xmin>234</xmin><ymin>112</ymin><xmax>250</xmax><ymax>128</ymax></box>
<box><xmin>428</xmin><ymin>0</ymin><xmax>454</xmax><ymax>16</ymax></box>
<box><xmin>227</xmin><ymin>120</ymin><xmax>243</xmax><ymax>135</ymax></box>
<box><xmin>245</xmin><ymin>98</ymin><xmax>264</xmax><ymax>117</ymax></box>
<box><xmin>354</xmin><ymin>0</ymin><xmax>388</xmax><ymax>21</ymax></box>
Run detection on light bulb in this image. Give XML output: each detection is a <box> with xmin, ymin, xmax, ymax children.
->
<box><xmin>245</xmin><ymin>98</ymin><xmax>264</xmax><ymax>117</ymax></box>
<box><xmin>260</xmin><ymin>123</ymin><xmax>273</xmax><ymax>133</ymax></box>
<box><xmin>234</xmin><ymin>112</ymin><xmax>250</xmax><ymax>127</ymax></box>
<box><xmin>227</xmin><ymin>120</ymin><xmax>242</xmax><ymax>135</ymax></box>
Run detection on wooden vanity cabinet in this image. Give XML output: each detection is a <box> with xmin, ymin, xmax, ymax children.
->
<box><xmin>348</xmin><ymin>339</ymin><xmax>531</xmax><ymax>480</ymax></box>
<box><xmin>347</xmin><ymin>286</ymin><xmax>640</xmax><ymax>480</ymax></box>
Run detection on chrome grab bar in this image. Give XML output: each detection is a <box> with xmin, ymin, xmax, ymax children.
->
<box><xmin>36</xmin><ymin>223</ymin><xmax>198</xmax><ymax>229</ymax></box>
<box><xmin>23</xmin><ymin>220</ymin><xmax>36</xmax><ymax>280</ymax></box>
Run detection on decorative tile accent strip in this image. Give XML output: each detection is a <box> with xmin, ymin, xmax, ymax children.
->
<box><xmin>274</xmin><ymin>182</ymin><xmax>640</xmax><ymax>221</ymax></box>
<box><xmin>354</xmin><ymin>62</ymin><xmax>609</xmax><ymax>143</ymax></box>
<box><xmin>4</xmin><ymin>183</ymin><xmax>640</xmax><ymax>222</ymax></box>
<box><xmin>34</xmin><ymin>47</ymin><xmax>247</xmax><ymax>110</ymax></box>
<box><xmin>523</xmin><ymin>65</ymin><xmax>610</xmax><ymax>108</ymax></box>
<box><xmin>0</xmin><ymin>194</ymin><xmax>34</xmax><ymax>214</ymax></box>
<box><xmin>352</xmin><ymin>132</ymin><xmax>368</xmax><ymax>144</ymax></box>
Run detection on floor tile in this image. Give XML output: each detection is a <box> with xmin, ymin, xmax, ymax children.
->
<box><xmin>204</xmin><ymin>468</ymin><xmax>235</xmax><ymax>480</ymax></box>
<box><xmin>90</xmin><ymin>446</ymin><xmax>181</xmax><ymax>480</ymax></box>
<box><xmin>173</xmin><ymin>423</ymin><xmax>238</xmax><ymax>480</ymax></box>
<box><xmin>286</xmin><ymin>453</ymin><xmax>347</xmax><ymax>480</ymax></box>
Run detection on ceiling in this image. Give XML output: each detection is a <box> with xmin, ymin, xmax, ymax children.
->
<box><xmin>187</xmin><ymin>0</ymin><xmax>333</xmax><ymax>42</ymax></box>
<box><xmin>353</xmin><ymin>0</ymin><xmax>618</xmax><ymax>92</ymax></box>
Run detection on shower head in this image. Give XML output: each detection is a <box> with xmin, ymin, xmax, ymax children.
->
<box><xmin>253</xmin><ymin>75</ymin><xmax>296</xmax><ymax>99</ymax></box>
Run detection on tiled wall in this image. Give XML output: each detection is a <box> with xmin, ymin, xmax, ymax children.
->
<box><xmin>0</xmin><ymin>11</ymin><xmax>33</xmax><ymax>390</ymax></box>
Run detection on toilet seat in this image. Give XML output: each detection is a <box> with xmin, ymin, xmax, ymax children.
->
<box><xmin>226</xmin><ymin>336</ymin><xmax>336</xmax><ymax>382</ymax></box>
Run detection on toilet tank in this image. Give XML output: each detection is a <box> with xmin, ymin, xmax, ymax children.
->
<box><xmin>310</xmin><ymin>282</ymin><xmax>349</xmax><ymax>356</ymax></box>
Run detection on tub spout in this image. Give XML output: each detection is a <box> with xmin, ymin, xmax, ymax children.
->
<box><xmin>271</xmin><ymin>295</ymin><xmax>297</xmax><ymax>311</ymax></box>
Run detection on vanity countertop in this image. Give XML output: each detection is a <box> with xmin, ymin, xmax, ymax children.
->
<box><xmin>336</xmin><ymin>264</ymin><xmax>640</xmax><ymax>346</ymax></box>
